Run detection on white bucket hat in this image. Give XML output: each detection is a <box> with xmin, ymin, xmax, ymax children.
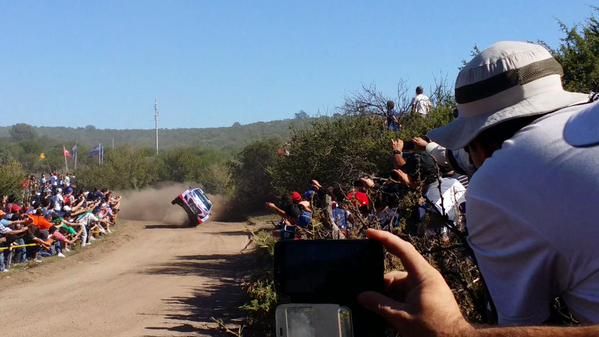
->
<box><xmin>428</xmin><ymin>41</ymin><xmax>589</xmax><ymax>150</ymax></box>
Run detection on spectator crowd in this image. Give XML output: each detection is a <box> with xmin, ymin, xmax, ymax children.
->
<box><xmin>0</xmin><ymin>172</ymin><xmax>121</xmax><ymax>272</ymax></box>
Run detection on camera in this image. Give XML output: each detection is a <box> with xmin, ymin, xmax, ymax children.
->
<box><xmin>274</xmin><ymin>240</ymin><xmax>385</xmax><ymax>337</ymax></box>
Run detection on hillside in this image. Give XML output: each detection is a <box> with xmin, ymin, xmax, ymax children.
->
<box><xmin>0</xmin><ymin>118</ymin><xmax>314</xmax><ymax>151</ymax></box>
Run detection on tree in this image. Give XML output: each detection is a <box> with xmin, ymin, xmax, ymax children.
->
<box><xmin>0</xmin><ymin>161</ymin><xmax>26</xmax><ymax>200</ymax></box>
<box><xmin>340</xmin><ymin>82</ymin><xmax>414</xmax><ymax>117</ymax></box>
<box><xmin>294</xmin><ymin>110</ymin><xmax>310</xmax><ymax>119</ymax></box>
<box><xmin>9</xmin><ymin>123</ymin><xmax>37</xmax><ymax>142</ymax></box>
<box><xmin>271</xmin><ymin>116</ymin><xmax>393</xmax><ymax>193</ymax></box>
<box><xmin>76</xmin><ymin>146</ymin><xmax>160</xmax><ymax>190</ymax></box>
<box><xmin>551</xmin><ymin>8</ymin><xmax>599</xmax><ymax>93</ymax></box>
<box><xmin>229</xmin><ymin>138</ymin><xmax>280</xmax><ymax>212</ymax></box>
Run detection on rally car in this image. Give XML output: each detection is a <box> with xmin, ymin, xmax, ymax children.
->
<box><xmin>171</xmin><ymin>187</ymin><xmax>213</xmax><ymax>226</ymax></box>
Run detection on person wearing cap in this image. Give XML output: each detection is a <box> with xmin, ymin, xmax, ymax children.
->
<box><xmin>347</xmin><ymin>179</ymin><xmax>372</xmax><ymax>215</ymax></box>
<box><xmin>360</xmin><ymin>41</ymin><xmax>599</xmax><ymax>336</ymax></box>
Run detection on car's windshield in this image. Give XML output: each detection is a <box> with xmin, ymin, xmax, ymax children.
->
<box><xmin>193</xmin><ymin>189</ymin><xmax>212</xmax><ymax>211</ymax></box>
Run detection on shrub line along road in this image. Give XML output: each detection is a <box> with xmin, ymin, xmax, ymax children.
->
<box><xmin>0</xmin><ymin>220</ymin><xmax>251</xmax><ymax>337</ymax></box>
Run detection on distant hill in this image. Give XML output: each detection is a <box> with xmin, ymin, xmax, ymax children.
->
<box><xmin>0</xmin><ymin>118</ymin><xmax>315</xmax><ymax>151</ymax></box>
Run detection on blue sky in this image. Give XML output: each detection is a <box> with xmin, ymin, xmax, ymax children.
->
<box><xmin>0</xmin><ymin>1</ymin><xmax>594</xmax><ymax>129</ymax></box>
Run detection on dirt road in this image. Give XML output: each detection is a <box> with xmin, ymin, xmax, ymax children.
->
<box><xmin>0</xmin><ymin>220</ymin><xmax>254</xmax><ymax>337</ymax></box>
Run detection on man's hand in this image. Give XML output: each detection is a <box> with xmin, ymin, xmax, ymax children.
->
<box><xmin>311</xmin><ymin>179</ymin><xmax>322</xmax><ymax>190</ymax></box>
<box><xmin>412</xmin><ymin>137</ymin><xmax>429</xmax><ymax>151</ymax></box>
<box><xmin>358</xmin><ymin>229</ymin><xmax>474</xmax><ymax>337</ymax></box>
<box><xmin>392</xmin><ymin>168</ymin><xmax>412</xmax><ymax>188</ymax></box>
<box><xmin>359</xmin><ymin>177</ymin><xmax>375</xmax><ymax>189</ymax></box>
<box><xmin>392</xmin><ymin>139</ymin><xmax>404</xmax><ymax>152</ymax></box>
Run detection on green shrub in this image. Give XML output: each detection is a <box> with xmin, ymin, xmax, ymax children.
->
<box><xmin>0</xmin><ymin>161</ymin><xmax>26</xmax><ymax>200</ymax></box>
<box><xmin>271</xmin><ymin>116</ymin><xmax>393</xmax><ymax>193</ymax></box>
<box><xmin>240</xmin><ymin>228</ymin><xmax>278</xmax><ymax>337</ymax></box>
<box><xmin>228</xmin><ymin>139</ymin><xmax>281</xmax><ymax>212</ymax></box>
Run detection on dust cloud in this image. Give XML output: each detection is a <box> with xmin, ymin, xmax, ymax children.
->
<box><xmin>119</xmin><ymin>183</ymin><xmax>189</xmax><ymax>225</ymax></box>
<box><xmin>118</xmin><ymin>182</ymin><xmax>227</xmax><ymax>225</ymax></box>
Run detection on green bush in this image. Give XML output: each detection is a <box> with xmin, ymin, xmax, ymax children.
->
<box><xmin>271</xmin><ymin>116</ymin><xmax>393</xmax><ymax>193</ymax></box>
<box><xmin>551</xmin><ymin>8</ymin><xmax>599</xmax><ymax>93</ymax></box>
<box><xmin>76</xmin><ymin>146</ymin><xmax>161</xmax><ymax>190</ymax></box>
<box><xmin>228</xmin><ymin>138</ymin><xmax>281</xmax><ymax>212</ymax></box>
<box><xmin>239</xmin><ymin>228</ymin><xmax>277</xmax><ymax>337</ymax></box>
<box><xmin>0</xmin><ymin>161</ymin><xmax>26</xmax><ymax>200</ymax></box>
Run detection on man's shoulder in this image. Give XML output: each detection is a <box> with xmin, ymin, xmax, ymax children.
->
<box><xmin>468</xmin><ymin>102</ymin><xmax>599</xmax><ymax>213</ymax></box>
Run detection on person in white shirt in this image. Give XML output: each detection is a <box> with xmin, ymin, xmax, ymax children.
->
<box><xmin>411</xmin><ymin>86</ymin><xmax>432</xmax><ymax>116</ymax></box>
<box><xmin>51</xmin><ymin>189</ymin><xmax>64</xmax><ymax>212</ymax></box>
<box><xmin>392</xmin><ymin>152</ymin><xmax>466</xmax><ymax>227</ymax></box>
<box><xmin>427</xmin><ymin>41</ymin><xmax>599</xmax><ymax>325</ymax></box>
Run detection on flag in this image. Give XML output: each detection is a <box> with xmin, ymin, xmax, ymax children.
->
<box><xmin>39</xmin><ymin>153</ymin><xmax>46</xmax><ymax>161</ymax></box>
<box><xmin>71</xmin><ymin>144</ymin><xmax>78</xmax><ymax>156</ymax></box>
<box><xmin>89</xmin><ymin>144</ymin><xmax>103</xmax><ymax>157</ymax></box>
<box><xmin>89</xmin><ymin>144</ymin><xmax>104</xmax><ymax>164</ymax></box>
<box><xmin>63</xmin><ymin>145</ymin><xmax>72</xmax><ymax>159</ymax></box>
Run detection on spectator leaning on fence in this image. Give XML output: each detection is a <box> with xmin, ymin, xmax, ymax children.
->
<box><xmin>0</xmin><ymin>173</ymin><xmax>121</xmax><ymax>268</ymax></box>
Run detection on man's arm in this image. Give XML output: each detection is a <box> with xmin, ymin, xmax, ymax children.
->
<box><xmin>391</xmin><ymin>139</ymin><xmax>406</xmax><ymax>168</ymax></box>
<box><xmin>358</xmin><ymin>230</ymin><xmax>599</xmax><ymax>337</ymax></box>
<box><xmin>7</xmin><ymin>226</ymin><xmax>29</xmax><ymax>236</ymax></box>
<box><xmin>265</xmin><ymin>202</ymin><xmax>286</xmax><ymax>218</ymax></box>
<box><xmin>474</xmin><ymin>326</ymin><xmax>599</xmax><ymax>337</ymax></box>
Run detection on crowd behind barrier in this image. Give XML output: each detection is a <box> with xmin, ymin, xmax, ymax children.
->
<box><xmin>0</xmin><ymin>172</ymin><xmax>121</xmax><ymax>272</ymax></box>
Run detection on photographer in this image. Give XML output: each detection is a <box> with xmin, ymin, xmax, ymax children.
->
<box><xmin>424</xmin><ymin>41</ymin><xmax>599</xmax><ymax>326</ymax></box>
<box><xmin>392</xmin><ymin>148</ymin><xmax>466</xmax><ymax>236</ymax></box>
<box><xmin>412</xmin><ymin>136</ymin><xmax>474</xmax><ymax>184</ymax></box>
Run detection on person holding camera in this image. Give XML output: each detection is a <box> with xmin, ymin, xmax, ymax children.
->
<box><xmin>361</xmin><ymin>41</ymin><xmax>599</xmax><ymax>335</ymax></box>
<box><xmin>392</xmin><ymin>140</ymin><xmax>466</xmax><ymax>235</ymax></box>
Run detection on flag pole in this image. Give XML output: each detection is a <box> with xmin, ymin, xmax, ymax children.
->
<box><xmin>63</xmin><ymin>146</ymin><xmax>69</xmax><ymax>173</ymax></box>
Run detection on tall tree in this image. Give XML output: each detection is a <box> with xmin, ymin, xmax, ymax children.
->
<box><xmin>9</xmin><ymin>123</ymin><xmax>37</xmax><ymax>142</ymax></box>
<box><xmin>552</xmin><ymin>8</ymin><xmax>599</xmax><ymax>93</ymax></box>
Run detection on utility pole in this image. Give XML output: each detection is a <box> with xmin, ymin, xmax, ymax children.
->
<box><xmin>154</xmin><ymin>98</ymin><xmax>159</xmax><ymax>155</ymax></box>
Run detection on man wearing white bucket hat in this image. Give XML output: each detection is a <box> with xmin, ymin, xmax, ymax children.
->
<box><xmin>359</xmin><ymin>41</ymin><xmax>599</xmax><ymax>337</ymax></box>
<box><xmin>428</xmin><ymin>41</ymin><xmax>599</xmax><ymax>326</ymax></box>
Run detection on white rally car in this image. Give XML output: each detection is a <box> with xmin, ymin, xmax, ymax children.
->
<box><xmin>171</xmin><ymin>187</ymin><xmax>213</xmax><ymax>226</ymax></box>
